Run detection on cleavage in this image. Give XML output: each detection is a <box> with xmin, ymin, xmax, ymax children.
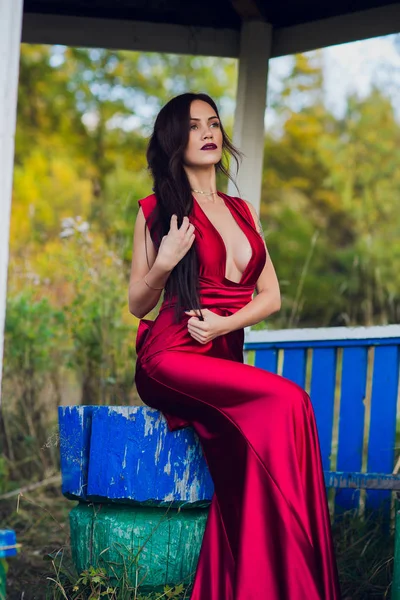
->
<box><xmin>197</xmin><ymin>199</ymin><xmax>253</xmax><ymax>283</ymax></box>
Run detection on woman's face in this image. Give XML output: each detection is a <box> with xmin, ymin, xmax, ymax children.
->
<box><xmin>183</xmin><ymin>100</ymin><xmax>223</xmax><ymax>168</ymax></box>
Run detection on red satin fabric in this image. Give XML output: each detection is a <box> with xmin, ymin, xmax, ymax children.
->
<box><xmin>135</xmin><ymin>192</ymin><xmax>341</xmax><ymax>600</ymax></box>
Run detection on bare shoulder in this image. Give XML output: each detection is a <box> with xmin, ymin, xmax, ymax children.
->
<box><xmin>243</xmin><ymin>199</ymin><xmax>258</xmax><ymax>219</ymax></box>
<box><xmin>242</xmin><ymin>199</ymin><xmax>265</xmax><ymax>239</ymax></box>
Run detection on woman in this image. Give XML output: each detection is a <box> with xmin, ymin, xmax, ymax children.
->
<box><xmin>129</xmin><ymin>92</ymin><xmax>341</xmax><ymax>600</ymax></box>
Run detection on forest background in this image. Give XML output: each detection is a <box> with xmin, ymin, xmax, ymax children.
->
<box><xmin>2</xmin><ymin>39</ymin><xmax>400</xmax><ymax>494</ymax></box>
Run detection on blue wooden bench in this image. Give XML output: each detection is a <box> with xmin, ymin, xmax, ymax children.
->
<box><xmin>58</xmin><ymin>405</ymin><xmax>214</xmax><ymax>591</ymax></box>
<box><xmin>244</xmin><ymin>324</ymin><xmax>400</xmax><ymax>516</ymax></box>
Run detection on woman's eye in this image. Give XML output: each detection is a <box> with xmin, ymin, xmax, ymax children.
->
<box><xmin>211</xmin><ymin>122</ymin><xmax>220</xmax><ymax>128</ymax></box>
<box><xmin>190</xmin><ymin>124</ymin><xmax>198</xmax><ymax>130</ymax></box>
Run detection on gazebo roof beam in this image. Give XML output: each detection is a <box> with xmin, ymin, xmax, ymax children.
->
<box><xmin>272</xmin><ymin>3</ymin><xmax>400</xmax><ymax>57</ymax></box>
<box><xmin>229</xmin><ymin>0</ymin><xmax>266</xmax><ymax>21</ymax></box>
<box><xmin>22</xmin><ymin>3</ymin><xmax>400</xmax><ymax>58</ymax></box>
<box><xmin>21</xmin><ymin>13</ymin><xmax>240</xmax><ymax>58</ymax></box>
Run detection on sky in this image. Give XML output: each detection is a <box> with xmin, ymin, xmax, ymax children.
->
<box><xmin>268</xmin><ymin>33</ymin><xmax>400</xmax><ymax>121</ymax></box>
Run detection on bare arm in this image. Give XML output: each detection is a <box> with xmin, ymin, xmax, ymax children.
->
<box><xmin>128</xmin><ymin>208</ymin><xmax>195</xmax><ymax>319</ymax></box>
<box><xmin>128</xmin><ymin>207</ymin><xmax>170</xmax><ymax>318</ymax></box>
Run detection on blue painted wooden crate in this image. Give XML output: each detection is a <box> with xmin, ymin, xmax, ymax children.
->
<box><xmin>0</xmin><ymin>529</ymin><xmax>18</xmax><ymax>600</ymax></box>
<box><xmin>58</xmin><ymin>405</ymin><xmax>214</xmax><ymax>507</ymax></box>
<box><xmin>0</xmin><ymin>530</ymin><xmax>17</xmax><ymax>558</ymax></box>
<box><xmin>244</xmin><ymin>324</ymin><xmax>400</xmax><ymax>515</ymax></box>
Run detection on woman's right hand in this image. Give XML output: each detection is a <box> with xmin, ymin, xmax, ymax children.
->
<box><xmin>156</xmin><ymin>214</ymin><xmax>195</xmax><ymax>272</ymax></box>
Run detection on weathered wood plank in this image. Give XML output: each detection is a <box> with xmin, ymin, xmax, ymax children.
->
<box><xmin>335</xmin><ymin>347</ymin><xmax>368</xmax><ymax>512</ymax></box>
<box><xmin>282</xmin><ymin>348</ymin><xmax>306</xmax><ymax>388</ymax></box>
<box><xmin>254</xmin><ymin>348</ymin><xmax>278</xmax><ymax>374</ymax></box>
<box><xmin>88</xmin><ymin>406</ymin><xmax>214</xmax><ymax>506</ymax></box>
<box><xmin>366</xmin><ymin>346</ymin><xmax>400</xmax><ymax>511</ymax></box>
<box><xmin>325</xmin><ymin>471</ymin><xmax>400</xmax><ymax>490</ymax></box>
<box><xmin>244</xmin><ymin>325</ymin><xmax>400</xmax><ymax>346</ymax></box>
<box><xmin>58</xmin><ymin>405</ymin><xmax>95</xmax><ymax>499</ymax></box>
<box><xmin>310</xmin><ymin>348</ymin><xmax>337</xmax><ymax>471</ymax></box>
<box><xmin>70</xmin><ymin>503</ymin><xmax>207</xmax><ymax>590</ymax></box>
<box><xmin>58</xmin><ymin>406</ymin><xmax>214</xmax><ymax>506</ymax></box>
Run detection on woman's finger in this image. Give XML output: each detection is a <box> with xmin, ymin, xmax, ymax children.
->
<box><xmin>179</xmin><ymin>215</ymin><xmax>190</xmax><ymax>232</ymax></box>
<box><xmin>184</xmin><ymin>223</ymin><xmax>195</xmax><ymax>237</ymax></box>
<box><xmin>189</xmin><ymin>330</ymin><xmax>207</xmax><ymax>344</ymax></box>
<box><xmin>188</xmin><ymin>320</ymin><xmax>206</xmax><ymax>334</ymax></box>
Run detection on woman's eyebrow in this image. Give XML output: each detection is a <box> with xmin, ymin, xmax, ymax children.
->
<box><xmin>190</xmin><ymin>116</ymin><xmax>219</xmax><ymax>121</ymax></box>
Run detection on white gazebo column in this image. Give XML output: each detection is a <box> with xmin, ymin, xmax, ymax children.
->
<box><xmin>0</xmin><ymin>0</ymin><xmax>23</xmax><ymax>402</ymax></box>
<box><xmin>228</xmin><ymin>20</ymin><xmax>272</xmax><ymax>214</ymax></box>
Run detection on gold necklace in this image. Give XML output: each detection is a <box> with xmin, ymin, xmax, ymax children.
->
<box><xmin>191</xmin><ymin>189</ymin><xmax>218</xmax><ymax>195</ymax></box>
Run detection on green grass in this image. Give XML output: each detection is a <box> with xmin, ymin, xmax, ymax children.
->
<box><xmin>1</xmin><ymin>482</ymin><xmax>397</xmax><ymax>599</ymax></box>
<box><xmin>333</xmin><ymin>508</ymin><xmax>394</xmax><ymax>599</ymax></box>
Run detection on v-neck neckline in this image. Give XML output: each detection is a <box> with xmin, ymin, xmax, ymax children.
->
<box><xmin>193</xmin><ymin>191</ymin><xmax>255</xmax><ymax>285</ymax></box>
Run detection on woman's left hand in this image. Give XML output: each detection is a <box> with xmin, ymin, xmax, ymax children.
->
<box><xmin>185</xmin><ymin>309</ymin><xmax>228</xmax><ymax>344</ymax></box>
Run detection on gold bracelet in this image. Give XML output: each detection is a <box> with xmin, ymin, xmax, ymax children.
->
<box><xmin>143</xmin><ymin>275</ymin><xmax>164</xmax><ymax>291</ymax></box>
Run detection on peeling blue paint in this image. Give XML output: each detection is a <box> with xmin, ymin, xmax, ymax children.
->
<box><xmin>58</xmin><ymin>405</ymin><xmax>95</xmax><ymax>499</ymax></box>
<box><xmin>58</xmin><ymin>406</ymin><xmax>214</xmax><ymax>507</ymax></box>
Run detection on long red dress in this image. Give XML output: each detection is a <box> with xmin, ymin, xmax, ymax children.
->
<box><xmin>134</xmin><ymin>191</ymin><xmax>341</xmax><ymax>600</ymax></box>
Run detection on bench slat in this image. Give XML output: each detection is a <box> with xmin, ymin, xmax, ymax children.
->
<box><xmin>335</xmin><ymin>347</ymin><xmax>368</xmax><ymax>513</ymax></box>
<box><xmin>254</xmin><ymin>348</ymin><xmax>278</xmax><ymax>373</ymax></box>
<box><xmin>366</xmin><ymin>346</ymin><xmax>400</xmax><ymax>510</ymax></box>
<box><xmin>282</xmin><ymin>348</ymin><xmax>306</xmax><ymax>388</ymax></box>
<box><xmin>326</xmin><ymin>471</ymin><xmax>400</xmax><ymax>490</ymax></box>
<box><xmin>310</xmin><ymin>348</ymin><xmax>337</xmax><ymax>471</ymax></box>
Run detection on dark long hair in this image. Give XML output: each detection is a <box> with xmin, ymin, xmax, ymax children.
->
<box><xmin>146</xmin><ymin>92</ymin><xmax>241</xmax><ymax>321</ymax></box>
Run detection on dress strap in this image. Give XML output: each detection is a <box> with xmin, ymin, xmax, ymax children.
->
<box><xmin>219</xmin><ymin>192</ymin><xmax>258</xmax><ymax>232</ymax></box>
<box><xmin>138</xmin><ymin>193</ymin><xmax>161</xmax><ymax>247</ymax></box>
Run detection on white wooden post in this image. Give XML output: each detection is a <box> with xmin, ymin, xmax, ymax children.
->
<box><xmin>228</xmin><ymin>20</ymin><xmax>272</xmax><ymax>214</ymax></box>
<box><xmin>0</xmin><ymin>0</ymin><xmax>23</xmax><ymax>403</ymax></box>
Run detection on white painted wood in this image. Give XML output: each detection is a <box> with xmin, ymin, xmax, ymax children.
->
<box><xmin>271</xmin><ymin>4</ymin><xmax>400</xmax><ymax>58</ymax></box>
<box><xmin>22</xmin><ymin>13</ymin><xmax>240</xmax><ymax>58</ymax></box>
<box><xmin>227</xmin><ymin>21</ymin><xmax>272</xmax><ymax>213</ymax></box>
<box><xmin>0</xmin><ymin>0</ymin><xmax>23</xmax><ymax>403</ymax></box>
<box><xmin>245</xmin><ymin>324</ymin><xmax>400</xmax><ymax>344</ymax></box>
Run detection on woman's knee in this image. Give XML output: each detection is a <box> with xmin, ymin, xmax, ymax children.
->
<box><xmin>269</xmin><ymin>375</ymin><xmax>309</xmax><ymax>415</ymax></box>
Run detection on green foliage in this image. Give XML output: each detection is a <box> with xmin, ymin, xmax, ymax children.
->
<box><xmin>11</xmin><ymin>43</ymin><xmax>400</xmax><ymax>335</ymax></box>
<box><xmin>263</xmin><ymin>51</ymin><xmax>400</xmax><ymax>327</ymax></box>
<box><xmin>332</xmin><ymin>508</ymin><xmax>393</xmax><ymax>599</ymax></box>
<box><xmin>45</xmin><ymin>549</ymin><xmax>191</xmax><ymax>599</ymax></box>
<box><xmin>0</xmin><ymin>558</ymin><xmax>8</xmax><ymax>576</ymax></box>
<box><xmin>4</xmin><ymin>291</ymin><xmax>65</xmax><ymax>381</ymax></box>
<box><xmin>2</xmin><ymin>291</ymin><xmax>67</xmax><ymax>479</ymax></box>
<box><xmin>61</xmin><ymin>229</ymin><xmax>136</xmax><ymax>405</ymax></box>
